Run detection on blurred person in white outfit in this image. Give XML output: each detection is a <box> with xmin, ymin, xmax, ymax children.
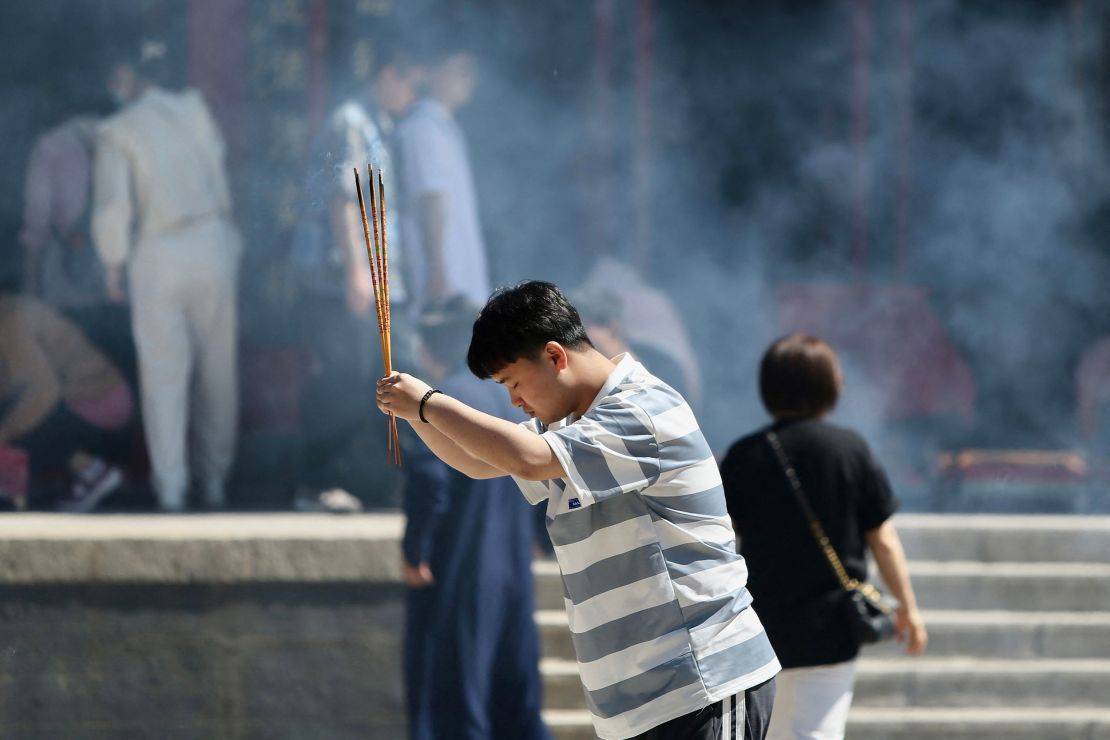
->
<box><xmin>92</xmin><ymin>41</ymin><xmax>242</xmax><ymax>511</ymax></box>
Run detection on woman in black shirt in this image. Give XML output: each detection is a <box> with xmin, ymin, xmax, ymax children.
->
<box><xmin>721</xmin><ymin>334</ymin><xmax>926</xmax><ymax>740</ymax></box>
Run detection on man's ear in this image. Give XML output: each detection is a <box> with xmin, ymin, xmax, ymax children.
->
<box><xmin>544</xmin><ymin>341</ymin><xmax>569</xmax><ymax>371</ymax></box>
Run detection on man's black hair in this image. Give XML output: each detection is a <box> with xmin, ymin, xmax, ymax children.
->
<box><xmin>467</xmin><ymin>280</ymin><xmax>593</xmax><ymax>379</ymax></box>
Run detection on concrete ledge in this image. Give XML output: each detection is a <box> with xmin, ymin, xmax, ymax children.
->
<box><xmin>0</xmin><ymin>513</ymin><xmax>404</xmax><ymax>584</ymax></box>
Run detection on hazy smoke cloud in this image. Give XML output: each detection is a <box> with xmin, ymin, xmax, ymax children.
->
<box><xmin>4</xmin><ymin>0</ymin><xmax>1107</xmax><ymax>503</ymax></box>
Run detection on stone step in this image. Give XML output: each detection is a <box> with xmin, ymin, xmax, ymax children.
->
<box><xmin>543</xmin><ymin>708</ymin><xmax>1110</xmax><ymax>740</ymax></box>
<box><xmin>540</xmin><ymin>657</ymin><xmax>1110</xmax><ymax>711</ymax></box>
<box><xmin>534</xmin><ymin>560</ymin><xmax>1110</xmax><ymax>612</ymax></box>
<box><xmin>536</xmin><ymin>609</ymin><xmax>572</xmax><ymax>660</ymax></box>
<box><xmin>541</xmin><ymin>659</ymin><xmax>586</xmax><ymax>710</ymax></box>
<box><xmin>844</xmin><ymin>708</ymin><xmax>1110</xmax><ymax>740</ymax></box>
<box><xmin>537</xmin><ymin>609</ymin><xmax>1110</xmax><ymax>662</ymax></box>
<box><xmin>542</xmin><ymin>710</ymin><xmax>596</xmax><ymax>740</ymax></box>
<box><xmin>533</xmin><ymin>515</ymin><xmax>1110</xmax><ymax>570</ymax></box>
<box><xmin>894</xmin><ymin>514</ymin><xmax>1110</xmax><ymax>563</ymax></box>
<box><xmin>859</xmin><ymin>609</ymin><xmax>1110</xmax><ymax>659</ymax></box>
<box><xmin>895</xmin><ymin>560</ymin><xmax>1110</xmax><ymax>611</ymax></box>
<box><xmin>853</xmin><ymin>657</ymin><xmax>1110</xmax><ymax>708</ymax></box>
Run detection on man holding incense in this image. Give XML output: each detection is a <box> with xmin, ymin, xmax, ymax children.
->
<box><xmin>377</xmin><ymin>281</ymin><xmax>779</xmax><ymax>740</ymax></box>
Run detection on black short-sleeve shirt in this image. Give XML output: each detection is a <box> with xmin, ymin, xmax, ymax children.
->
<box><xmin>720</xmin><ymin>418</ymin><xmax>899</xmax><ymax>668</ymax></box>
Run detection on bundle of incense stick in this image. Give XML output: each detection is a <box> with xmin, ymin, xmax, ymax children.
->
<box><xmin>354</xmin><ymin>165</ymin><xmax>401</xmax><ymax>465</ymax></box>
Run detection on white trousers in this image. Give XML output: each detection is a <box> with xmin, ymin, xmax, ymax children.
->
<box><xmin>129</xmin><ymin>216</ymin><xmax>241</xmax><ymax>510</ymax></box>
<box><xmin>766</xmin><ymin>660</ymin><xmax>857</xmax><ymax>740</ymax></box>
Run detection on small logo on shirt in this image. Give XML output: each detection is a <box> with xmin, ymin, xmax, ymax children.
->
<box><xmin>568</xmin><ymin>498</ymin><xmax>581</xmax><ymax>509</ymax></box>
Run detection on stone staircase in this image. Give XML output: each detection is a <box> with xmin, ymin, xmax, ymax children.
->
<box><xmin>535</xmin><ymin>514</ymin><xmax>1110</xmax><ymax>740</ymax></box>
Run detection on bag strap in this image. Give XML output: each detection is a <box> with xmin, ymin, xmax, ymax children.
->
<box><xmin>765</xmin><ymin>430</ymin><xmax>859</xmax><ymax>592</ymax></box>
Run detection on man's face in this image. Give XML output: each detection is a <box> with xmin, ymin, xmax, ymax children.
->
<box><xmin>373</xmin><ymin>65</ymin><xmax>417</xmax><ymax>116</ymax></box>
<box><xmin>491</xmin><ymin>347</ymin><xmax>570</xmax><ymax>425</ymax></box>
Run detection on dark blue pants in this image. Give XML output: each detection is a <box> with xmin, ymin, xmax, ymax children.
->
<box><xmin>404</xmin><ymin>582</ymin><xmax>550</xmax><ymax>740</ymax></box>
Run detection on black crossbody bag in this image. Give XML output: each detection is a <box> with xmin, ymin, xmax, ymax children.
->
<box><xmin>765</xmin><ymin>430</ymin><xmax>896</xmax><ymax>645</ymax></box>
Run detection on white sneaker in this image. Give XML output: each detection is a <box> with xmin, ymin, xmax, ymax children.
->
<box><xmin>293</xmin><ymin>487</ymin><xmax>363</xmax><ymax>513</ymax></box>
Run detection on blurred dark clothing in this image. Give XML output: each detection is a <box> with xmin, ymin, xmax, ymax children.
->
<box><xmin>295</xmin><ymin>294</ymin><xmax>389</xmax><ymax>500</ymax></box>
<box><xmin>10</xmin><ymin>401</ymin><xmax>130</xmax><ymax>506</ymax></box>
<box><xmin>632</xmin><ymin>678</ymin><xmax>776</xmax><ymax>740</ymax></box>
<box><xmin>720</xmin><ymin>418</ymin><xmax>898</xmax><ymax>668</ymax></box>
<box><xmin>402</xmin><ymin>367</ymin><xmax>548</xmax><ymax>740</ymax></box>
<box><xmin>0</xmin><ymin>296</ymin><xmax>134</xmax><ymax>504</ymax></box>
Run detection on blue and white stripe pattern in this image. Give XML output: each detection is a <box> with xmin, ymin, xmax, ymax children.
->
<box><xmin>513</xmin><ymin>355</ymin><xmax>780</xmax><ymax>739</ymax></box>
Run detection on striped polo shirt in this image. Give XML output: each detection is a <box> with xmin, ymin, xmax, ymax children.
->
<box><xmin>513</xmin><ymin>354</ymin><xmax>780</xmax><ymax>739</ymax></box>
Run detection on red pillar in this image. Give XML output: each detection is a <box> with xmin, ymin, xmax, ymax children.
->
<box><xmin>589</xmin><ymin>0</ymin><xmax>615</xmax><ymax>264</ymax></box>
<box><xmin>895</xmin><ymin>0</ymin><xmax>914</xmax><ymax>276</ymax></box>
<box><xmin>850</xmin><ymin>0</ymin><xmax>873</xmax><ymax>278</ymax></box>
<box><xmin>187</xmin><ymin>0</ymin><xmax>249</xmax><ymax>170</ymax></box>
<box><xmin>1068</xmin><ymin>0</ymin><xmax>1093</xmax><ymax>172</ymax></box>
<box><xmin>633</xmin><ymin>0</ymin><xmax>655</xmax><ymax>274</ymax></box>
<box><xmin>307</xmin><ymin>0</ymin><xmax>330</xmax><ymax>134</ymax></box>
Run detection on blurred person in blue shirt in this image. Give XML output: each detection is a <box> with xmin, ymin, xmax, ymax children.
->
<box><xmin>395</xmin><ymin>41</ymin><xmax>491</xmax><ymax>314</ymax></box>
<box><xmin>401</xmin><ymin>294</ymin><xmax>549</xmax><ymax>740</ymax></box>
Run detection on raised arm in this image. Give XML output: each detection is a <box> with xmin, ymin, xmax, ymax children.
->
<box><xmin>405</xmin><ymin>412</ymin><xmax>504</xmax><ymax>479</ymax></box>
<box><xmin>378</xmin><ymin>373</ymin><xmax>564</xmax><ymax>481</ymax></box>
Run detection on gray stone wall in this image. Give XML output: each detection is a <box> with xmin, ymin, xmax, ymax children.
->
<box><xmin>0</xmin><ymin>515</ymin><xmax>408</xmax><ymax>739</ymax></box>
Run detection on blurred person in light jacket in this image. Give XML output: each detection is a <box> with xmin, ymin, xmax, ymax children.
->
<box><xmin>92</xmin><ymin>39</ymin><xmax>242</xmax><ymax>511</ymax></box>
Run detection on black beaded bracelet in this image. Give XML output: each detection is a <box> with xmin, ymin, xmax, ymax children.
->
<box><xmin>419</xmin><ymin>389</ymin><xmax>442</xmax><ymax>423</ymax></box>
